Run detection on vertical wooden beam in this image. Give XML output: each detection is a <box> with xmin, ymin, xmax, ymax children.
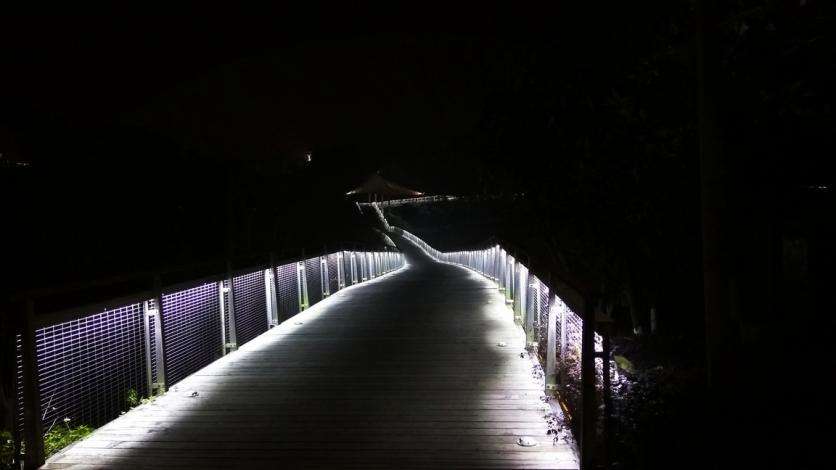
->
<box><xmin>270</xmin><ymin>254</ymin><xmax>282</xmax><ymax>324</ymax></box>
<box><xmin>697</xmin><ymin>0</ymin><xmax>733</xmax><ymax>393</ymax></box>
<box><xmin>580</xmin><ymin>295</ymin><xmax>597</xmax><ymax>469</ymax></box>
<box><xmin>21</xmin><ymin>299</ymin><xmax>44</xmax><ymax>469</ymax></box>
<box><xmin>559</xmin><ymin>297</ymin><xmax>568</xmax><ymax>391</ymax></box>
<box><xmin>601</xmin><ymin>322</ymin><xmax>613</xmax><ymax>465</ymax></box>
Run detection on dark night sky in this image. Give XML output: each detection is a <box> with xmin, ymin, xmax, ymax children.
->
<box><xmin>0</xmin><ymin>4</ymin><xmax>678</xmax><ymax>290</ymax></box>
<box><xmin>1</xmin><ymin>4</ymin><xmax>666</xmax><ymax>192</ymax></box>
<box><xmin>3</xmin><ymin>11</ymin><xmax>485</xmax><ymax>189</ymax></box>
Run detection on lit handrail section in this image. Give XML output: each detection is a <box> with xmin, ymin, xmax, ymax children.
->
<box><xmin>13</xmin><ymin>249</ymin><xmax>406</xmax><ymax>466</ymax></box>
<box><xmin>392</xmin><ymin>226</ymin><xmax>605</xmax><ymax>429</ymax></box>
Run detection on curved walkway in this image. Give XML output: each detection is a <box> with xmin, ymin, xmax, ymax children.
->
<box><xmin>44</xmin><ymin>236</ymin><xmax>578</xmax><ymax>469</ymax></box>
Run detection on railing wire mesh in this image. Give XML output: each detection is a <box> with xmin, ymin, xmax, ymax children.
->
<box><xmin>232</xmin><ymin>271</ymin><xmax>269</xmax><ymax>348</ymax></box>
<box><xmin>161</xmin><ymin>283</ymin><xmax>222</xmax><ymax>386</ymax></box>
<box><xmin>12</xmin><ymin>248</ymin><xmax>405</xmax><ymax>463</ymax></box>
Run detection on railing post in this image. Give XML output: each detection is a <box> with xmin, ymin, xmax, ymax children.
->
<box><xmin>265</xmin><ymin>255</ymin><xmax>279</xmax><ymax>327</ymax></box>
<box><xmin>545</xmin><ymin>295</ymin><xmax>558</xmax><ymax>396</ymax></box>
<box><xmin>320</xmin><ymin>256</ymin><xmax>330</xmax><ymax>297</ymax></box>
<box><xmin>496</xmin><ymin>247</ymin><xmax>501</xmax><ymax>283</ymax></box>
<box><xmin>141</xmin><ymin>301</ymin><xmax>154</xmax><ymax>395</ymax></box>
<box><xmin>516</xmin><ymin>264</ymin><xmax>527</xmax><ymax>326</ymax></box>
<box><xmin>336</xmin><ymin>252</ymin><xmax>346</xmax><ymax>290</ymax></box>
<box><xmin>496</xmin><ymin>248</ymin><xmax>505</xmax><ymax>294</ymax></box>
<box><xmin>580</xmin><ymin>294</ymin><xmax>597</xmax><ymax>470</ymax></box>
<box><xmin>271</xmin><ymin>254</ymin><xmax>283</xmax><ymax>323</ymax></box>
<box><xmin>528</xmin><ymin>277</ymin><xmax>539</xmax><ymax>347</ymax></box>
<box><xmin>21</xmin><ymin>298</ymin><xmax>45</xmax><ymax>469</ymax></box>
<box><xmin>505</xmin><ymin>256</ymin><xmax>514</xmax><ymax>304</ymax></box>
<box><xmin>219</xmin><ymin>281</ymin><xmax>227</xmax><ymax>354</ymax></box>
<box><xmin>226</xmin><ymin>263</ymin><xmax>238</xmax><ymax>351</ymax></box>
<box><xmin>559</xmin><ymin>296</ymin><xmax>568</xmax><ymax>390</ymax></box>
<box><xmin>151</xmin><ymin>275</ymin><xmax>168</xmax><ymax>393</ymax></box>
<box><xmin>350</xmin><ymin>252</ymin><xmax>358</xmax><ymax>285</ymax></box>
<box><xmin>297</xmin><ymin>261</ymin><xmax>309</xmax><ymax>311</ymax></box>
<box><xmin>361</xmin><ymin>254</ymin><xmax>368</xmax><ymax>282</ymax></box>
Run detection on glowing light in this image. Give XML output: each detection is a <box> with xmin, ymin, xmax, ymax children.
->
<box><xmin>516</xmin><ymin>436</ymin><xmax>538</xmax><ymax>447</ymax></box>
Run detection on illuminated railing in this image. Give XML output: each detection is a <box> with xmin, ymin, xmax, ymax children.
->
<box><xmin>392</xmin><ymin>226</ymin><xmax>606</xmax><ymax>432</ymax></box>
<box><xmin>13</xmin><ymin>249</ymin><xmax>405</xmax><ymax>467</ymax></box>
<box><xmin>359</xmin><ymin>195</ymin><xmax>458</xmax><ymax>209</ymax></box>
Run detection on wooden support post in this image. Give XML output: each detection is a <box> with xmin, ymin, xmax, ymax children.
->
<box><xmin>270</xmin><ymin>254</ymin><xmax>282</xmax><ymax>323</ymax></box>
<box><xmin>11</xmin><ymin>325</ymin><xmax>22</xmax><ymax>465</ymax></box>
<box><xmin>559</xmin><ymin>296</ymin><xmax>568</xmax><ymax>390</ymax></box>
<box><xmin>580</xmin><ymin>295</ymin><xmax>597</xmax><ymax>470</ymax></box>
<box><xmin>601</xmin><ymin>322</ymin><xmax>613</xmax><ymax>465</ymax></box>
<box><xmin>21</xmin><ymin>299</ymin><xmax>45</xmax><ymax>469</ymax></box>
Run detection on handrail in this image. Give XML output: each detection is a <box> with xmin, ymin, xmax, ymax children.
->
<box><xmin>391</xmin><ymin>225</ymin><xmax>606</xmax><ymax>467</ymax></box>
<box><xmin>9</xmin><ymin>239</ymin><xmax>395</xmax><ymax>317</ymax></box>
<box><xmin>11</xmin><ymin>246</ymin><xmax>407</xmax><ymax>468</ymax></box>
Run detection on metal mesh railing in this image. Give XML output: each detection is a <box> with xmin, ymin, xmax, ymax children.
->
<box><xmin>147</xmin><ymin>299</ymin><xmax>160</xmax><ymax>384</ymax></box>
<box><xmin>367</xmin><ymin>253</ymin><xmax>376</xmax><ymax>279</ymax></box>
<box><xmin>16</xmin><ymin>335</ymin><xmax>24</xmax><ymax>436</ymax></box>
<box><xmin>222</xmin><ymin>279</ymin><xmax>232</xmax><ymax>350</ymax></box>
<box><xmin>304</xmin><ymin>258</ymin><xmax>323</xmax><ymax>307</ymax></box>
<box><xmin>526</xmin><ymin>274</ymin><xmax>542</xmax><ymax>343</ymax></box>
<box><xmin>359</xmin><ymin>253</ymin><xmax>368</xmax><ymax>281</ymax></box>
<box><xmin>275</xmin><ymin>262</ymin><xmax>299</xmax><ymax>320</ymax></box>
<box><xmin>12</xmin><ymin>247</ymin><xmax>405</xmax><ymax>465</ymax></box>
<box><xmin>342</xmin><ymin>251</ymin><xmax>354</xmax><ymax>286</ymax></box>
<box><xmin>161</xmin><ymin>283</ymin><xmax>222</xmax><ymax>386</ymax></box>
<box><xmin>393</xmin><ymin>226</ymin><xmax>603</xmax><ymax>431</ymax></box>
<box><xmin>34</xmin><ymin>304</ymin><xmax>148</xmax><ymax>430</ymax></box>
<box><xmin>232</xmin><ymin>271</ymin><xmax>268</xmax><ymax>348</ymax></box>
<box><xmin>535</xmin><ymin>278</ymin><xmax>551</xmax><ymax>357</ymax></box>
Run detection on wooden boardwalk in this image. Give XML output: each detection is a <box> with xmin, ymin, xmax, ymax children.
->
<box><xmin>44</xmin><ymin>238</ymin><xmax>578</xmax><ymax>469</ymax></box>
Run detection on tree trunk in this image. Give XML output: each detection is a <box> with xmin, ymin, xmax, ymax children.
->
<box><xmin>697</xmin><ymin>0</ymin><xmax>733</xmax><ymax>393</ymax></box>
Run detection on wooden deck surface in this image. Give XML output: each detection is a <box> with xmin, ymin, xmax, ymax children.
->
<box><xmin>44</xmin><ymin>238</ymin><xmax>578</xmax><ymax>469</ymax></box>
